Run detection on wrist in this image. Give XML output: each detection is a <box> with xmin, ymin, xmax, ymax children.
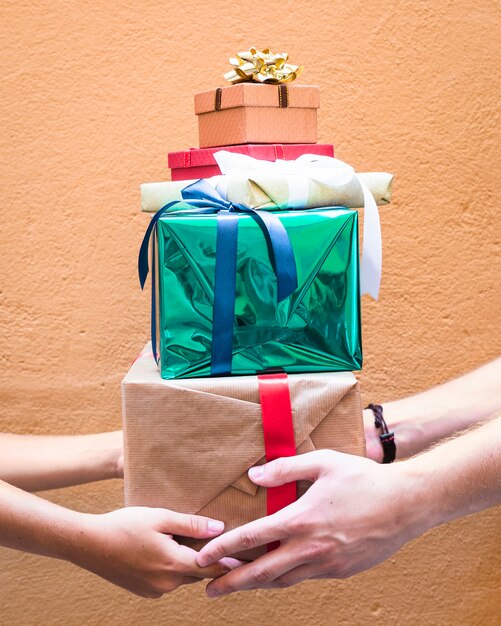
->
<box><xmin>59</xmin><ymin>511</ymin><xmax>104</xmax><ymax>568</ymax></box>
<box><xmin>89</xmin><ymin>431</ymin><xmax>123</xmax><ymax>480</ymax></box>
<box><xmin>376</xmin><ymin>402</ymin><xmax>418</xmax><ymax>460</ymax></box>
<box><xmin>43</xmin><ymin>508</ymin><xmax>93</xmax><ymax>564</ymax></box>
<box><xmin>392</xmin><ymin>458</ymin><xmax>441</xmax><ymax>540</ymax></box>
<box><xmin>364</xmin><ymin>405</ymin><xmax>401</xmax><ymax>463</ymax></box>
<box><xmin>105</xmin><ymin>431</ymin><xmax>124</xmax><ymax>480</ymax></box>
<box><xmin>363</xmin><ymin>409</ymin><xmax>384</xmax><ymax>463</ymax></box>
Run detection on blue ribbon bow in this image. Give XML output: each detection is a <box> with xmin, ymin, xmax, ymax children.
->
<box><xmin>138</xmin><ymin>179</ymin><xmax>298</xmax><ymax>376</ymax></box>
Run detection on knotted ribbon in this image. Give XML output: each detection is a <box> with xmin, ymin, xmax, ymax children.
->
<box><xmin>213</xmin><ymin>151</ymin><xmax>383</xmax><ymax>300</ymax></box>
<box><xmin>138</xmin><ymin>179</ymin><xmax>298</xmax><ymax>376</ymax></box>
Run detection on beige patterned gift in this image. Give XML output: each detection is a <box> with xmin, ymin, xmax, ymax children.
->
<box><xmin>122</xmin><ymin>347</ymin><xmax>366</xmax><ymax>560</ymax></box>
<box><xmin>140</xmin><ymin>171</ymin><xmax>393</xmax><ymax>213</ymax></box>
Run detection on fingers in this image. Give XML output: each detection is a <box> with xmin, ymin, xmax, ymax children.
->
<box><xmin>250</xmin><ymin>562</ymin><xmax>326</xmax><ymax>590</ymax></box>
<box><xmin>156</xmin><ymin>510</ymin><xmax>225</xmax><ymax>539</ymax></box>
<box><xmin>248</xmin><ymin>450</ymin><xmax>336</xmax><ymax>487</ymax></box>
<box><xmin>194</xmin><ymin>561</ymin><xmax>233</xmax><ymax>580</ymax></box>
<box><xmin>197</xmin><ymin>503</ymin><xmax>301</xmax><ymax>567</ymax></box>
<box><xmin>205</xmin><ymin>543</ymin><xmax>307</xmax><ymax>597</ymax></box>
<box><xmin>219</xmin><ymin>557</ymin><xmax>248</xmax><ymax>571</ymax></box>
<box><xmin>174</xmin><ymin>544</ymin><xmax>240</xmax><ymax>580</ymax></box>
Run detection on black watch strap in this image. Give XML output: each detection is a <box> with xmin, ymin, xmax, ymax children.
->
<box><xmin>366</xmin><ymin>403</ymin><xmax>396</xmax><ymax>464</ymax></box>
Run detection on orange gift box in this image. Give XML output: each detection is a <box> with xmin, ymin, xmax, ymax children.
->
<box><xmin>194</xmin><ymin>83</ymin><xmax>319</xmax><ymax>148</ymax></box>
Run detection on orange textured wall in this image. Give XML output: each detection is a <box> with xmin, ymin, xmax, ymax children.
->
<box><xmin>1</xmin><ymin>1</ymin><xmax>500</xmax><ymax>625</ymax></box>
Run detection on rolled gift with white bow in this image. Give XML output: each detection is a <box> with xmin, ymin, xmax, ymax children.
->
<box><xmin>140</xmin><ymin>153</ymin><xmax>393</xmax><ymax>299</ymax></box>
<box><xmin>141</xmin><ymin>171</ymin><xmax>392</xmax><ymax>212</ymax></box>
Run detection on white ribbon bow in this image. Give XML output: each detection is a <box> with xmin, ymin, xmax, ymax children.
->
<box><xmin>213</xmin><ymin>150</ymin><xmax>382</xmax><ymax>300</ymax></box>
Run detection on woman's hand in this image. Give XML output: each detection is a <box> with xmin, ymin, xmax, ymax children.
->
<box><xmin>71</xmin><ymin>507</ymin><xmax>240</xmax><ymax>598</ymax></box>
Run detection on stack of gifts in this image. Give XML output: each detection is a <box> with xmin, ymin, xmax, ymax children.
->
<box><xmin>122</xmin><ymin>48</ymin><xmax>394</xmax><ymax>558</ymax></box>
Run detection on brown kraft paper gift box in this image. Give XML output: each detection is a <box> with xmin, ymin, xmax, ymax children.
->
<box><xmin>122</xmin><ymin>347</ymin><xmax>366</xmax><ymax>560</ymax></box>
<box><xmin>194</xmin><ymin>83</ymin><xmax>319</xmax><ymax>148</ymax></box>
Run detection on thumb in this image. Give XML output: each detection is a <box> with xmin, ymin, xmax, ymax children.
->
<box><xmin>248</xmin><ymin>450</ymin><xmax>336</xmax><ymax>486</ymax></box>
<box><xmin>156</xmin><ymin>510</ymin><xmax>225</xmax><ymax>539</ymax></box>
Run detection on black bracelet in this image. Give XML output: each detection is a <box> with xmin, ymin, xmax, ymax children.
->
<box><xmin>366</xmin><ymin>403</ymin><xmax>396</xmax><ymax>464</ymax></box>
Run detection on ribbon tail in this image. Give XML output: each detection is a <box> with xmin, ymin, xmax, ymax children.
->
<box><xmin>138</xmin><ymin>216</ymin><xmax>157</xmax><ymax>289</ymax></box>
<box><xmin>138</xmin><ymin>200</ymin><xmax>181</xmax><ymax>289</ymax></box>
<box><xmin>138</xmin><ymin>199</ymin><xmax>190</xmax><ymax>364</ymax></box>
<box><xmin>151</xmin><ymin>234</ymin><xmax>159</xmax><ymax>363</ymax></box>
<box><xmin>248</xmin><ymin>210</ymin><xmax>298</xmax><ymax>301</ymax></box>
<box><xmin>357</xmin><ymin>176</ymin><xmax>382</xmax><ymax>300</ymax></box>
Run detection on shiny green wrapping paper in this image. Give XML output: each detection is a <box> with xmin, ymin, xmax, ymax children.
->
<box><xmin>156</xmin><ymin>207</ymin><xmax>362</xmax><ymax>379</ymax></box>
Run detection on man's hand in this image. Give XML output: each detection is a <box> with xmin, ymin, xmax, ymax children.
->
<box><xmin>197</xmin><ymin>450</ymin><xmax>423</xmax><ymax>596</ymax></box>
<box><xmin>72</xmin><ymin>507</ymin><xmax>240</xmax><ymax>598</ymax></box>
<box><xmin>198</xmin><ymin>415</ymin><xmax>501</xmax><ymax>597</ymax></box>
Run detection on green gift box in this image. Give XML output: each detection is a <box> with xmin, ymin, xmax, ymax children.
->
<box><xmin>153</xmin><ymin>206</ymin><xmax>362</xmax><ymax>379</ymax></box>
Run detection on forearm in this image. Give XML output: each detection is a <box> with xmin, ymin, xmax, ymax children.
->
<box><xmin>0</xmin><ymin>431</ymin><xmax>122</xmax><ymax>491</ymax></box>
<box><xmin>401</xmin><ymin>415</ymin><xmax>501</xmax><ymax>537</ymax></box>
<box><xmin>0</xmin><ymin>478</ymin><xmax>85</xmax><ymax>561</ymax></box>
<box><xmin>365</xmin><ymin>358</ymin><xmax>501</xmax><ymax>461</ymax></box>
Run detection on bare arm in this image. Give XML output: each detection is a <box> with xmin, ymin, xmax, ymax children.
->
<box><xmin>197</xmin><ymin>415</ymin><xmax>501</xmax><ymax>596</ymax></box>
<box><xmin>0</xmin><ymin>431</ymin><xmax>123</xmax><ymax>491</ymax></box>
<box><xmin>405</xmin><ymin>414</ymin><xmax>501</xmax><ymax>525</ymax></box>
<box><xmin>0</xmin><ymin>478</ymin><xmax>236</xmax><ymax>598</ymax></box>
<box><xmin>365</xmin><ymin>358</ymin><xmax>501</xmax><ymax>462</ymax></box>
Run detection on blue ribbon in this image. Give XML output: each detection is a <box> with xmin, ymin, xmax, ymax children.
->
<box><xmin>138</xmin><ymin>179</ymin><xmax>298</xmax><ymax>376</ymax></box>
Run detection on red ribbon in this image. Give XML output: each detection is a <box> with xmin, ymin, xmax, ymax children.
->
<box><xmin>257</xmin><ymin>373</ymin><xmax>297</xmax><ymax>551</ymax></box>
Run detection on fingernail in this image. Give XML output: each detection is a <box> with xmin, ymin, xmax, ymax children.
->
<box><xmin>207</xmin><ymin>587</ymin><xmax>221</xmax><ymax>599</ymax></box>
<box><xmin>207</xmin><ymin>520</ymin><xmax>225</xmax><ymax>534</ymax></box>
<box><xmin>249</xmin><ymin>465</ymin><xmax>264</xmax><ymax>479</ymax></box>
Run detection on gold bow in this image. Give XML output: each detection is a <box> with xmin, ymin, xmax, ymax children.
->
<box><xmin>224</xmin><ymin>47</ymin><xmax>303</xmax><ymax>84</ymax></box>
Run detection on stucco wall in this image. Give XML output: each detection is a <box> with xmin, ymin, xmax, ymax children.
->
<box><xmin>1</xmin><ymin>1</ymin><xmax>500</xmax><ymax>624</ymax></box>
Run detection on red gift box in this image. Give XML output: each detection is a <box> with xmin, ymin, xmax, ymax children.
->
<box><xmin>168</xmin><ymin>143</ymin><xmax>334</xmax><ymax>181</ymax></box>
